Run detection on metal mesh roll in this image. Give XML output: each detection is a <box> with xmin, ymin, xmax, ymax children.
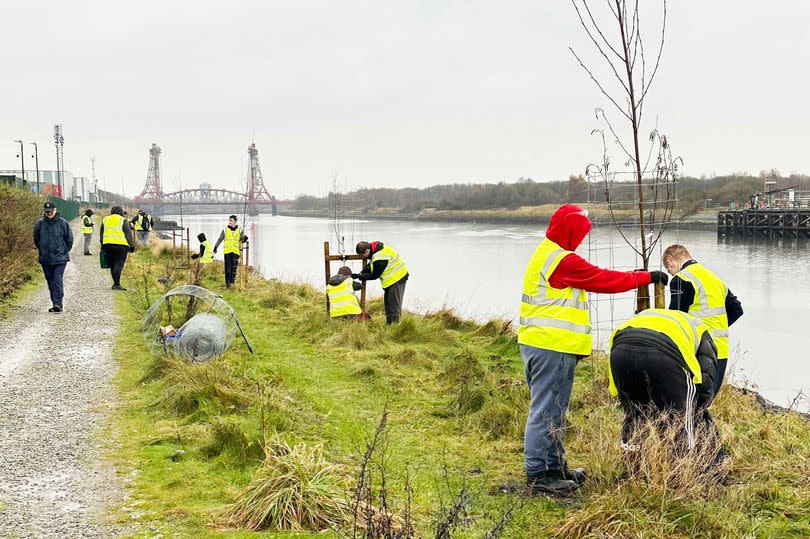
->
<box><xmin>142</xmin><ymin>285</ymin><xmax>250</xmax><ymax>362</ymax></box>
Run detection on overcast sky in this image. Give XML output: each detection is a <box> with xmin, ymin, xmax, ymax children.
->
<box><xmin>2</xmin><ymin>1</ymin><xmax>808</xmax><ymax>198</ymax></box>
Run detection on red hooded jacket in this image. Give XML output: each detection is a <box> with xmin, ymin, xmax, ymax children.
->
<box><xmin>544</xmin><ymin>204</ymin><xmax>650</xmax><ymax>293</ymax></box>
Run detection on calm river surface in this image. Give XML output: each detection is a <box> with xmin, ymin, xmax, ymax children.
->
<box><xmin>166</xmin><ymin>213</ymin><xmax>809</xmax><ymax>410</ymax></box>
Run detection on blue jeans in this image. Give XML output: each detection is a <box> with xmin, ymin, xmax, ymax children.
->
<box><xmin>521</xmin><ymin>344</ymin><xmax>577</xmax><ymax>475</ymax></box>
<box><xmin>41</xmin><ymin>263</ymin><xmax>66</xmax><ymax>308</ymax></box>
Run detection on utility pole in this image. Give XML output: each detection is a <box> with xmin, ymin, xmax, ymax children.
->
<box><xmin>30</xmin><ymin>142</ymin><xmax>40</xmax><ymax>193</ymax></box>
<box><xmin>90</xmin><ymin>156</ymin><xmax>98</xmax><ymax>202</ymax></box>
<box><xmin>13</xmin><ymin>140</ymin><xmax>25</xmax><ymax>187</ymax></box>
<box><xmin>53</xmin><ymin>125</ymin><xmax>64</xmax><ymax>197</ymax></box>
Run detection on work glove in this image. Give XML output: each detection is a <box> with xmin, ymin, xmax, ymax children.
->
<box><xmin>351</xmin><ymin>273</ymin><xmax>360</xmax><ymax>279</ymax></box>
<box><xmin>649</xmin><ymin>270</ymin><xmax>669</xmax><ymax>286</ymax></box>
<box><xmin>129</xmin><ymin>245</ymin><xmax>136</xmax><ymax>253</ymax></box>
<box><xmin>213</xmin><ymin>249</ymin><xmax>217</xmax><ymax>254</ymax></box>
<box><xmin>191</xmin><ymin>253</ymin><xmax>199</xmax><ymax>260</ymax></box>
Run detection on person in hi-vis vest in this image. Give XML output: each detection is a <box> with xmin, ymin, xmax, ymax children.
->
<box><xmin>213</xmin><ymin>215</ymin><xmax>248</xmax><ymax>289</ymax></box>
<box><xmin>327</xmin><ymin>266</ymin><xmax>362</xmax><ymax>319</ymax></box>
<box><xmin>191</xmin><ymin>233</ymin><xmax>214</xmax><ymax>265</ymax></box>
<box><xmin>609</xmin><ymin>309</ymin><xmax>723</xmax><ymax>469</ymax></box>
<box><xmin>663</xmin><ymin>244</ymin><xmax>743</xmax><ymax>396</ymax></box>
<box><xmin>354</xmin><ymin>240</ymin><xmax>408</xmax><ymax>324</ymax></box>
<box><xmin>518</xmin><ymin>204</ymin><xmax>669</xmax><ymax>496</ymax></box>
<box><xmin>81</xmin><ymin>208</ymin><xmax>95</xmax><ymax>255</ymax></box>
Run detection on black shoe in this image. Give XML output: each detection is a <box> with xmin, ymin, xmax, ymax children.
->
<box><xmin>49</xmin><ymin>305</ymin><xmax>62</xmax><ymax>313</ymax></box>
<box><xmin>112</xmin><ymin>284</ymin><xmax>127</xmax><ymax>291</ymax></box>
<box><xmin>84</xmin><ymin>252</ymin><xmax>92</xmax><ymax>255</ymax></box>
<box><xmin>526</xmin><ymin>471</ymin><xmax>578</xmax><ymax>496</ymax></box>
<box><xmin>563</xmin><ymin>466</ymin><xmax>587</xmax><ymax>484</ymax></box>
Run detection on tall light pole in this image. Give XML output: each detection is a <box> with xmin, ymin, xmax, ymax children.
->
<box><xmin>30</xmin><ymin>142</ymin><xmax>40</xmax><ymax>193</ymax></box>
<box><xmin>13</xmin><ymin>140</ymin><xmax>25</xmax><ymax>187</ymax></box>
<box><xmin>53</xmin><ymin>125</ymin><xmax>64</xmax><ymax>197</ymax></box>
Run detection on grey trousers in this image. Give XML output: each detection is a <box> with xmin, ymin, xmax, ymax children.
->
<box><xmin>83</xmin><ymin>233</ymin><xmax>92</xmax><ymax>254</ymax></box>
<box><xmin>137</xmin><ymin>230</ymin><xmax>150</xmax><ymax>245</ymax></box>
<box><xmin>383</xmin><ymin>278</ymin><xmax>407</xmax><ymax>324</ymax></box>
<box><xmin>521</xmin><ymin>344</ymin><xmax>577</xmax><ymax>475</ymax></box>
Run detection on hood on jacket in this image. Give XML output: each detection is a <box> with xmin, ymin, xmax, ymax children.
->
<box><xmin>545</xmin><ymin>204</ymin><xmax>592</xmax><ymax>251</ymax></box>
<box><xmin>328</xmin><ymin>273</ymin><xmax>349</xmax><ymax>286</ymax></box>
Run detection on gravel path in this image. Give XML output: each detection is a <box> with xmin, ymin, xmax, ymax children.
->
<box><xmin>0</xmin><ymin>220</ymin><xmax>129</xmax><ymax>537</ymax></box>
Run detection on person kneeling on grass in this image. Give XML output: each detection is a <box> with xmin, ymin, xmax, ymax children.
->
<box><xmin>327</xmin><ymin>266</ymin><xmax>363</xmax><ymax>319</ymax></box>
<box><xmin>609</xmin><ymin>308</ymin><xmax>724</xmax><ymax>473</ymax></box>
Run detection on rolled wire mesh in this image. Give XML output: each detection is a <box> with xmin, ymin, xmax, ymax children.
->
<box><xmin>142</xmin><ymin>284</ymin><xmax>241</xmax><ymax>362</ymax></box>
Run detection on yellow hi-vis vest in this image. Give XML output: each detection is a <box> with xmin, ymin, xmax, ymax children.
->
<box><xmin>200</xmin><ymin>240</ymin><xmax>214</xmax><ymax>264</ymax></box>
<box><xmin>81</xmin><ymin>215</ymin><xmax>93</xmax><ymax>234</ymax></box>
<box><xmin>134</xmin><ymin>214</ymin><xmax>144</xmax><ymax>231</ymax></box>
<box><xmin>608</xmin><ymin>308</ymin><xmax>711</xmax><ymax>397</ymax></box>
<box><xmin>517</xmin><ymin>238</ymin><xmax>591</xmax><ymax>355</ymax></box>
<box><xmin>223</xmin><ymin>227</ymin><xmax>241</xmax><ymax>255</ymax></box>
<box><xmin>676</xmin><ymin>263</ymin><xmax>730</xmax><ymax>360</ymax></box>
<box><xmin>102</xmin><ymin>214</ymin><xmax>129</xmax><ymax>246</ymax></box>
<box><xmin>327</xmin><ymin>278</ymin><xmax>362</xmax><ymax>317</ymax></box>
<box><xmin>371</xmin><ymin>245</ymin><xmax>408</xmax><ymax>289</ymax></box>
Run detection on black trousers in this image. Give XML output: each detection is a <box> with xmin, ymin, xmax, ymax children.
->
<box><xmin>383</xmin><ymin>278</ymin><xmax>407</xmax><ymax>324</ymax></box>
<box><xmin>610</xmin><ymin>343</ymin><xmax>717</xmax><ymax>449</ymax></box>
<box><xmin>103</xmin><ymin>244</ymin><xmax>129</xmax><ymax>286</ymax></box>
<box><xmin>41</xmin><ymin>263</ymin><xmax>66</xmax><ymax>307</ymax></box>
<box><xmin>224</xmin><ymin>253</ymin><xmax>239</xmax><ymax>284</ymax></box>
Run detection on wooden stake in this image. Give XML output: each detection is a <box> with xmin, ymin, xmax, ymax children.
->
<box><xmin>654</xmin><ymin>282</ymin><xmax>665</xmax><ymax>309</ymax></box>
<box><xmin>324</xmin><ymin>241</ymin><xmax>331</xmax><ymax>316</ymax></box>
<box><xmin>636</xmin><ymin>285</ymin><xmax>650</xmax><ymax>313</ymax></box>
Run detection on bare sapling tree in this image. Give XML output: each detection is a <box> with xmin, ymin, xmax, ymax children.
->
<box><xmin>570</xmin><ymin>0</ymin><xmax>681</xmax><ymax>310</ymax></box>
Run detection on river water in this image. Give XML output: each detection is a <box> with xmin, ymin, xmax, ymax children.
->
<box><xmin>166</xmin><ymin>213</ymin><xmax>809</xmax><ymax>410</ymax></box>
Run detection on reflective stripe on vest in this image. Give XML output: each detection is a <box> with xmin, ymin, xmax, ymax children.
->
<box><xmin>81</xmin><ymin>215</ymin><xmax>93</xmax><ymax>234</ymax></box>
<box><xmin>371</xmin><ymin>245</ymin><xmax>408</xmax><ymax>288</ymax></box>
<box><xmin>224</xmin><ymin>227</ymin><xmax>241</xmax><ymax>255</ymax></box>
<box><xmin>677</xmin><ymin>263</ymin><xmax>730</xmax><ymax>359</ymax></box>
<box><xmin>327</xmin><ymin>278</ymin><xmax>361</xmax><ymax>317</ymax></box>
<box><xmin>200</xmin><ymin>240</ymin><xmax>214</xmax><ymax>264</ymax></box>
<box><xmin>517</xmin><ymin>238</ymin><xmax>591</xmax><ymax>355</ymax></box>
<box><xmin>102</xmin><ymin>214</ymin><xmax>129</xmax><ymax>246</ymax></box>
<box><xmin>608</xmin><ymin>308</ymin><xmax>711</xmax><ymax>397</ymax></box>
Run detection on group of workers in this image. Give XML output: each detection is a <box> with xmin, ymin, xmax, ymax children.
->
<box><xmin>37</xmin><ymin>201</ymin><xmax>743</xmax><ymax>497</ymax></box>
<box><xmin>34</xmin><ymin>203</ymin><xmax>250</xmax><ymax>307</ymax></box>
<box><xmin>326</xmin><ymin>240</ymin><xmax>409</xmax><ymax>324</ymax></box>
<box><xmin>324</xmin><ymin>204</ymin><xmax>744</xmax><ymax>497</ymax></box>
<box><xmin>518</xmin><ymin>204</ymin><xmax>743</xmax><ymax>495</ymax></box>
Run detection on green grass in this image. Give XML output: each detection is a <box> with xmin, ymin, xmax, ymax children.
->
<box><xmin>108</xmin><ymin>250</ymin><xmax>810</xmax><ymax>538</ymax></box>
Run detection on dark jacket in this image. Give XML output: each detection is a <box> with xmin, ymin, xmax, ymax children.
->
<box><xmin>328</xmin><ymin>273</ymin><xmax>363</xmax><ymax>291</ymax></box>
<box><xmin>669</xmin><ymin>260</ymin><xmax>743</xmax><ymax>326</ymax></box>
<box><xmin>612</xmin><ymin>327</ymin><xmax>718</xmax><ymax>407</ymax></box>
<box><xmin>34</xmin><ymin>213</ymin><xmax>74</xmax><ymax>265</ymax></box>
<box><xmin>357</xmin><ymin>241</ymin><xmax>409</xmax><ymax>283</ymax></box>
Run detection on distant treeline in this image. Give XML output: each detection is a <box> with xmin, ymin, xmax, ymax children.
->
<box><xmin>292</xmin><ymin>172</ymin><xmax>810</xmax><ymax>216</ymax></box>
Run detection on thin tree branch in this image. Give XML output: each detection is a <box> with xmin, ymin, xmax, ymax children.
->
<box><xmin>570</xmin><ymin>48</ymin><xmax>632</xmax><ymax>121</ymax></box>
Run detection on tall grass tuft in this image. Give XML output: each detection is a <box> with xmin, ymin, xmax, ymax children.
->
<box><xmin>150</xmin><ymin>360</ymin><xmax>251</xmax><ymax>418</ymax></box>
<box><xmin>201</xmin><ymin>415</ymin><xmax>263</xmax><ymax>464</ymax></box>
<box><xmin>0</xmin><ymin>184</ymin><xmax>41</xmax><ymax>302</ymax></box>
<box><xmin>441</xmin><ymin>348</ymin><xmax>490</xmax><ymax>414</ymax></box>
<box><xmin>224</xmin><ymin>438</ymin><xmax>348</xmax><ymax>532</ymax></box>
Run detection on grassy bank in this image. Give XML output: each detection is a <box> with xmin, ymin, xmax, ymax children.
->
<box><xmin>110</xmin><ymin>248</ymin><xmax>810</xmax><ymax>537</ymax></box>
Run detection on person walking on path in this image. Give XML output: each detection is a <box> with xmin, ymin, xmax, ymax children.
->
<box><xmin>327</xmin><ymin>266</ymin><xmax>363</xmax><ymax>319</ymax></box>
<box><xmin>353</xmin><ymin>240</ymin><xmax>408</xmax><ymax>324</ymax></box>
<box><xmin>131</xmin><ymin>210</ymin><xmax>153</xmax><ymax>246</ymax></box>
<box><xmin>663</xmin><ymin>244</ymin><xmax>743</xmax><ymax>396</ymax></box>
<box><xmin>33</xmin><ymin>201</ymin><xmax>73</xmax><ymax>313</ymax></box>
<box><xmin>213</xmin><ymin>215</ymin><xmax>248</xmax><ymax>289</ymax></box>
<box><xmin>81</xmin><ymin>209</ymin><xmax>95</xmax><ymax>255</ymax></box>
<box><xmin>100</xmin><ymin>205</ymin><xmax>135</xmax><ymax>290</ymax></box>
<box><xmin>518</xmin><ymin>204</ymin><xmax>669</xmax><ymax>496</ymax></box>
<box><xmin>609</xmin><ymin>308</ymin><xmax>723</xmax><ymax>469</ymax></box>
